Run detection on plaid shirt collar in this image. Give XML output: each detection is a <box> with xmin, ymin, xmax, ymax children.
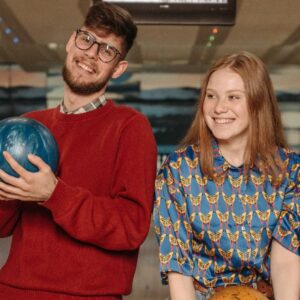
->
<box><xmin>60</xmin><ymin>95</ymin><xmax>107</xmax><ymax>114</ymax></box>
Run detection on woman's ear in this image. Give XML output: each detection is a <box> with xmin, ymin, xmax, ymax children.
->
<box><xmin>112</xmin><ymin>60</ymin><xmax>129</xmax><ymax>79</ymax></box>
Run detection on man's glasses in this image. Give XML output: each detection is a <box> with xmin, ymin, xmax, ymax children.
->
<box><xmin>75</xmin><ymin>29</ymin><xmax>121</xmax><ymax>63</ymax></box>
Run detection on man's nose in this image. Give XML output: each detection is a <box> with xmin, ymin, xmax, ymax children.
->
<box><xmin>84</xmin><ymin>42</ymin><xmax>99</xmax><ymax>58</ymax></box>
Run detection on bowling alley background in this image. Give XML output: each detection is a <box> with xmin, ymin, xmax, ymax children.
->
<box><xmin>0</xmin><ymin>1</ymin><xmax>300</xmax><ymax>299</ymax></box>
<box><xmin>0</xmin><ymin>65</ymin><xmax>299</xmax><ymax>157</ymax></box>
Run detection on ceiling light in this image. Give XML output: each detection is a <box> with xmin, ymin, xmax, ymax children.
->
<box><xmin>48</xmin><ymin>42</ymin><xmax>58</xmax><ymax>50</ymax></box>
<box><xmin>4</xmin><ymin>27</ymin><xmax>12</xmax><ymax>35</ymax></box>
<box><xmin>212</xmin><ymin>27</ymin><xmax>219</xmax><ymax>34</ymax></box>
<box><xmin>12</xmin><ymin>37</ymin><xmax>20</xmax><ymax>44</ymax></box>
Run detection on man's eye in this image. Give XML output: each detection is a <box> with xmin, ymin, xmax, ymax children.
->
<box><xmin>81</xmin><ymin>34</ymin><xmax>92</xmax><ymax>43</ymax></box>
<box><xmin>104</xmin><ymin>48</ymin><xmax>112</xmax><ymax>55</ymax></box>
<box><xmin>102</xmin><ymin>45</ymin><xmax>114</xmax><ymax>56</ymax></box>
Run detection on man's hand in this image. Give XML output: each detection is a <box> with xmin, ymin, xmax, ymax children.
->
<box><xmin>0</xmin><ymin>151</ymin><xmax>58</xmax><ymax>202</ymax></box>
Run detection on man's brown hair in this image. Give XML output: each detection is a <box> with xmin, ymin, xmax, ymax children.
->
<box><xmin>85</xmin><ymin>1</ymin><xmax>137</xmax><ymax>56</ymax></box>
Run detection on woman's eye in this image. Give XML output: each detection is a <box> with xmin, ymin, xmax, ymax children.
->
<box><xmin>229</xmin><ymin>95</ymin><xmax>240</xmax><ymax>100</ymax></box>
<box><xmin>206</xmin><ymin>94</ymin><xmax>215</xmax><ymax>99</ymax></box>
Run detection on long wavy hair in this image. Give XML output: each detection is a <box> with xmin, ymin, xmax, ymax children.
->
<box><xmin>181</xmin><ymin>51</ymin><xmax>287</xmax><ymax>185</ymax></box>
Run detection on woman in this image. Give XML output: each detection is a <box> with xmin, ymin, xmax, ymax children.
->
<box><xmin>154</xmin><ymin>51</ymin><xmax>299</xmax><ymax>300</ymax></box>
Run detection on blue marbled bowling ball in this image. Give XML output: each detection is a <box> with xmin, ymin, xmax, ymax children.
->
<box><xmin>0</xmin><ymin>117</ymin><xmax>59</xmax><ymax>177</ymax></box>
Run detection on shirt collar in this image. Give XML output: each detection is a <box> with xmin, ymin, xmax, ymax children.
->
<box><xmin>212</xmin><ymin>139</ymin><xmax>232</xmax><ymax>173</ymax></box>
<box><xmin>60</xmin><ymin>95</ymin><xmax>107</xmax><ymax>114</ymax></box>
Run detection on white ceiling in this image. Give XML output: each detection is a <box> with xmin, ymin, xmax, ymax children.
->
<box><xmin>0</xmin><ymin>0</ymin><xmax>299</xmax><ymax>77</ymax></box>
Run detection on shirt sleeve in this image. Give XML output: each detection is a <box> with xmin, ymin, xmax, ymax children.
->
<box><xmin>272</xmin><ymin>153</ymin><xmax>300</xmax><ymax>256</ymax></box>
<box><xmin>0</xmin><ymin>200</ymin><xmax>21</xmax><ymax>237</ymax></box>
<box><xmin>153</xmin><ymin>154</ymin><xmax>194</xmax><ymax>284</ymax></box>
<box><xmin>41</xmin><ymin>115</ymin><xmax>157</xmax><ymax>251</ymax></box>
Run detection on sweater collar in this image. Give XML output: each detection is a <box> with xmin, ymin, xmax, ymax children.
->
<box><xmin>54</xmin><ymin>99</ymin><xmax>114</xmax><ymax>122</ymax></box>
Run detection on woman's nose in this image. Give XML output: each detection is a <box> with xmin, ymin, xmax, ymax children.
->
<box><xmin>214</xmin><ymin>98</ymin><xmax>228</xmax><ymax>113</ymax></box>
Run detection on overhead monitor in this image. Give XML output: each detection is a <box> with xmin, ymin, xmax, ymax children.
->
<box><xmin>102</xmin><ymin>0</ymin><xmax>236</xmax><ymax>25</ymax></box>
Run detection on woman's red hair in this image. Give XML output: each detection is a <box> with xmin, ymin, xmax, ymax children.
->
<box><xmin>182</xmin><ymin>51</ymin><xmax>287</xmax><ymax>184</ymax></box>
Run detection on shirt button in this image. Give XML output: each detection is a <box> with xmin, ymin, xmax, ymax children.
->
<box><xmin>241</xmin><ymin>226</ymin><xmax>246</xmax><ymax>230</ymax></box>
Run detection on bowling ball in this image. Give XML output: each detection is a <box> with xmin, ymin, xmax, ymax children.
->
<box><xmin>210</xmin><ymin>285</ymin><xmax>268</xmax><ymax>300</ymax></box>
<box><xmin>0</xmin><ymin>117</ymin><xmax>59</xmax><ymax>177</ymax></box>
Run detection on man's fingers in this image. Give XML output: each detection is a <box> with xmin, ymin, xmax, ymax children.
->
<box><xmin>0</xmin><ymin>169</ymin><xmax>21</xmax><ymax>186</ymax></box>
<box><xmin>3</xmin><ymin>151</ymin><xmax>28</xmax><ymax>177</ymax></box>
<box><xmin>27</xmin><ymin>154</ymin><xmax>48</xmax><ymax>171</ymax></box>
<box><xmin>0</xmin><ymin>180</ymin><xmax>24</xmax><ymax>195</ymax></box>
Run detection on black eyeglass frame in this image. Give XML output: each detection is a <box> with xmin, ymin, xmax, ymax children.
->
<box><xmin>75</xmin><ymin>29</ymin><xmax>122</xmax><ymax>63</ymax></box>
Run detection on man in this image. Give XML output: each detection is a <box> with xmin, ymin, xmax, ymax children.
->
<box><xmin>0</xmin><ymin>2</ymin><xmax>157</xmax><ymax>299</ymax></box>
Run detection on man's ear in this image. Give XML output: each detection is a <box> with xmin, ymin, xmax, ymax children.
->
<box><xmin>112</xmin><ymin>60</ymin><xmax>128</xmax><ymax>79</ymax></box>
<box><xmin>66</xmin><ymin>31</ymin><xmax>76</xmax><ymax>53</ymax></box>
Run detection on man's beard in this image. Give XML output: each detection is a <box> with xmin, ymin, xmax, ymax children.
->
<box><xmin>62</xmin><ymin>64</ymin><xmax>108</xmax><ymax>95</ymax></box>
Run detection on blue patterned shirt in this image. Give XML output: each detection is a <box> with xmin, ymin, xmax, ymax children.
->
<box><xmin>153</xmin><ymin>142</ymin><xmax>300</xmax><ymax>288</ymax></box>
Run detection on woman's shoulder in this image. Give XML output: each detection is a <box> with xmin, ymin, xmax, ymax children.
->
<box><xmin>279</xmin><ymin>147</ymin><xmax>300</xmax><ymax>165</ymax></box>
<box><xmin>167</xmin><ymin>144</ymin><xmax>200</xmax><ymax>161</ymax></box>
<box><xmin>159</xmin><ymin>144</ymin><xmax>199</xmax><ymax>169</ymax></box>
<box><xmin>278</xmin><ymin>147</ymin><xmax>300</xmax><ymax>178</ymax></box>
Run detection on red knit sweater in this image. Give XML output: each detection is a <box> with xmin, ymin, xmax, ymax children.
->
<box><xmin>0</xmin><ymin>100</ymin><xmax>157</xmax><ymax>299</ymax></box>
